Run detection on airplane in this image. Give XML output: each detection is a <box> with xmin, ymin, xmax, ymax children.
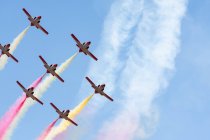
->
<box><xmin>22</xmin><ymin>8</ymin><xmax>49</xmax><ymax>35</ymax></box>
<box><xmin>39</xmin><ymin>55</ymin><xmax>64</xmax><ymax>83</ymax></box>
<box><xmin>0</xmin><ymin>44</ymin><xmax>18</xmax><ymax>63</ymax></box>
<box><xmin>71</xmin><ymin>34</ymin><xmax>98</xmax><ymax>61</ymax></box>
<box><xmin>16</xmin><ymin>81</ymin><xmax>43</xmax><ymax>105</ymax></box>
<box><xmin>50</xmin><ymin>103</ymin><xmax>78</xmax><ymax>126</ymax></box>
<box><xmin>86</xmin><ymin>77</ymin><xmax>113</xmax><ymax>101</ymax></box>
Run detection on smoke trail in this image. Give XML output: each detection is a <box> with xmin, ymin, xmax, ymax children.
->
<box><xmin>96</xmin><ymin>0</ymin><xmax>188</xmax><ymax>139</ymax></box>
<box><xmin>38</xmin><ymin>118</ymin><xmax>59</xmax><ymax>140</ymax></box>
<box><xmin>67</xmin><ymin>0</ymin><xmax>144</xmax><ymax>139</ymax></box>
<box><xmin>0</xmin><ymin>26</ymin><xmax>30</xmax><ymax>70</ymax></box>
<box><xmin>35</xmin><ymin>52</ymin><xmax>78</xmax><ymax>100</ymax></box>
<box><xmin>83</xmin><ymin>0</ymin><xmax>144</xmax><ymax>94</ymax></box>
<box><xmin>2</xmin><ymin>75</ymin><xmax>44</xmax><ymax>140</ymax></box>
<box><xmin>0</xmin><ymin>95</ymin><xmax>26</xmax><ymax>139</ymax></box>
<box><xmin>4</xmin><ymin>53</ymin><xmax>78</xmax><ymax>139</ymax></box>
<box><xmin>46</xmin><ymin>94</ymin><xmax>94</xmax><ymax>140</ymax></box>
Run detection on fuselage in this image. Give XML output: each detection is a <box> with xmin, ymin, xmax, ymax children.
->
<box><xmin>77</xmin><ymin>42</ymin><xmax>90</xmax><ymax>54</ymax></box>
<box><xmin>44</xmin><ymin>64</ymin><xmax>57</xmax><ymax>75</ymax></box>
<box><xmin>59</xmin><ymin>110</ymin><xmax>70</xmax><ymax>118</ymax></box>
<box><xmin>29</xmin><ymin>16</ymin><xmax>41</xmax><ymax>28</ymax></box>
<box><xmin>0</xmin><ymin>45</ymin><xmax>10</xmax><ymax>56</ymax></box>
<box><xmin>25</xmin><ymin>88</ymin><xmax>34</xmax><ymax>98</ymax></box>
<box><xmin>93</xmin><ymin>84</ymin><xmax>105</xmax><ymax>95</ymax></box>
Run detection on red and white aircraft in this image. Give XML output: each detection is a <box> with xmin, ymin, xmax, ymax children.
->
<box><xmin>16</xmin><ymin>81</ymin><xmax>43</xmax><ymax>105</ymax></box>
<box><xmin>0</xmin><ymin>44</ymin><xmax>18</xmax><ymax>63</ymax></box>
<box><xmin>71</xmin><ymin>34</ymin><xmax>98</xmax><ymax>61</ymax></box>
<box><xmin>50</xmin><ymin>103</ymin><xmax>78</xmax><ymax>126</ymax></box>
<box><xmin>22</xmin><ymin>8</ymin><xmax>49</xmax><ymax>35</ymax></box>
<box><xmin>86</xmin><ymin>77</ymin><xmax>113</xmax><ymax>101</ymax></box>
<box><xmin>39</xmin><ymin>56</ymin><xmax>64</xmax><ymax>83</ymax></box>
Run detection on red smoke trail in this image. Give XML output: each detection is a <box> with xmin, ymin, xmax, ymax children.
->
<box><xmin>30</xmin><ymin>75</ymin><xmax>45</xmax><ymax>89</ymax></box>
<box><xmin>0</xmin><ymin>95</ymin><xmax>26</xmax><ymax>139</ymax></box>
<box><xmin>38</xmin><ymin>118</ymin><xmax>59</xmax><ymax>140</ymax></box>
<box><xmin>0</xmin><ymin>75</ymin><xmax>44</xmax><ymax>139</ymax></box>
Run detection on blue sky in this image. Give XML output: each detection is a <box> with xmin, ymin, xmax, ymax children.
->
<box><xmin>0</xmin><ymin>0</ymin><xmax>209</xmax><ymax>140</ymax></box>
<box><xmin>149</xmin><ymin>0</ymin><xmax>210</xmax><ymax>140</ymax></box>
<box><xmin>0</xmin><ymin>0</ymin><xmax>112</xmax><ymax>139</ymax></box>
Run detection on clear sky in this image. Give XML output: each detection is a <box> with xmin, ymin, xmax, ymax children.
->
<box><xmin>0</xmin><ymin>0</ymin><xmax>209</xmax><ymax>140</ymax></box>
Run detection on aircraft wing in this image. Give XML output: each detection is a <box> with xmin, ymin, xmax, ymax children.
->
<box><xmin>85</xmin><ymin>77</ymin><xmax>95</xmax><ymax>86</ymax></box>
<box><xmin>39</xmin><ymin>55</ymin><xmax>48</xmax><ymax>65</ymax></box>
<box><xmin>86</xmin><ymin>51</ymin><xmax>98</xmax><ymax>61</ymax></box>
<box><xmin>50</xmin><ymin>103</ymin><xmax>61</xmax><ymax>113</ymax></box>
<box><xmin>100</xmin><ymin>91</ymin><xmax>114</xmax><ymax>101</ymax></box>
<box><xmin>53</xmin><ymin>72</ymin><xmax>64</xmax><ymax>83</ymax></box>
<box><xmin>16</xmin><ymin>81</ymin><xmax>27</xmax><ymax>92</ymax></box>
<box><xmin>64</xmin><ymin>116</ymin><xmax>78</xmax><ymax>126</ymax></box>
<box><xmin>7</xmin><ymin>53</ymin><xmax>19</xmax><ymax>63</ymax></box>
<box><xmin>31</xmin><ymin>95</ymin><xmax>44</xmax><ymax>105</ymax></box>
<box><xmin>22</xmin><ymin>8</ymin><xmax>32</xmax><ymax>18</ymax></box>
<box><xmin>71</xmin><ymin>34</ymin><xmax>83</xmax><ymax>46</ymax></box>
<box><xmin>37</xmin><ymin>24</ymin><xmax>49</xmax><ymax>35</ymax></box>
<box><xmin>84</xmin><ymin>41</ymin><xmax>98</xmax><ymax>61</ymax></box>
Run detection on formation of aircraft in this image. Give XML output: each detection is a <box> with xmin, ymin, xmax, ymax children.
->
<box><xmin>0</xmin><ymin>7</ymin><xmax>114</xmax><ymax>131</ymax></box>
<box><xmin>16</xmin><ymin>81</ymin><xmax>44</xmax><ymax>105</ymax></box>
<box><xmin>71</xmin><ymin>34</ymin><xmax>98</xmax><ymax>61</ymax></box>
<box><xmin>86</xmin><ymin>77</ymin><xmax>114</xmax><ymax>101</ymax></box>
<box><xmin>0</xmin><ymin>44</ymin><xmax>18</xmax><ymax>63</ymax></box>
<box><xmin>22</xmin><ymin>8</ymin><xmax>49</xmax><ymax>35</ymax></box>
<box><xmin>50</xmin><ymin>103</ymin><xmax>78</xmax><ymax>126</ymax></box>
<box><xmin>39</xmin><ymin>55</ymin><xmax>64</xmax><ymax>83</ymax></box>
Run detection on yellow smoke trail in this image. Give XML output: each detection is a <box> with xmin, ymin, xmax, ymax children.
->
<box><xmin>46</xmin><ymin>94</ymin><xmax>94</xmax><ymax>140</ymax></box>
<box><xmin>0</xmin><ymin>26</ymin><xmax>30</xmax><ymax>70</ymax></box>
<box><xmin>3</xmin><ymin>53</ymin><xmax>78</xmax><ymax>140</ymax></box>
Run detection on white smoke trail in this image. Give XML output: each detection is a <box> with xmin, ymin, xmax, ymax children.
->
<box><xmin>35</xmin><ymin>52</ymin><xmax>78</xmax><ymax>99</ymax></box>
<box><xmin>3</xmin><ymin>53</ymin><xmax>78</xmax><ymax>140</ymax></box>
<box><xmin>67</xmin><ymin>0</ymin><xmax>144</xmax><ymax>139</ymax></box>
<box><xmin>0</xmin><ymin>26</ymin><xmax>30</xmax><ymax>70</ymax></box>
<box><xmin>85</xmin><ymin>0</ymin><xmax>144</xmax><ymax>94</ymax></box>
<box><xmin>96</xmin><ymin>0</ymin><xmax>188</xmax><ymax>139</ymax></box>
